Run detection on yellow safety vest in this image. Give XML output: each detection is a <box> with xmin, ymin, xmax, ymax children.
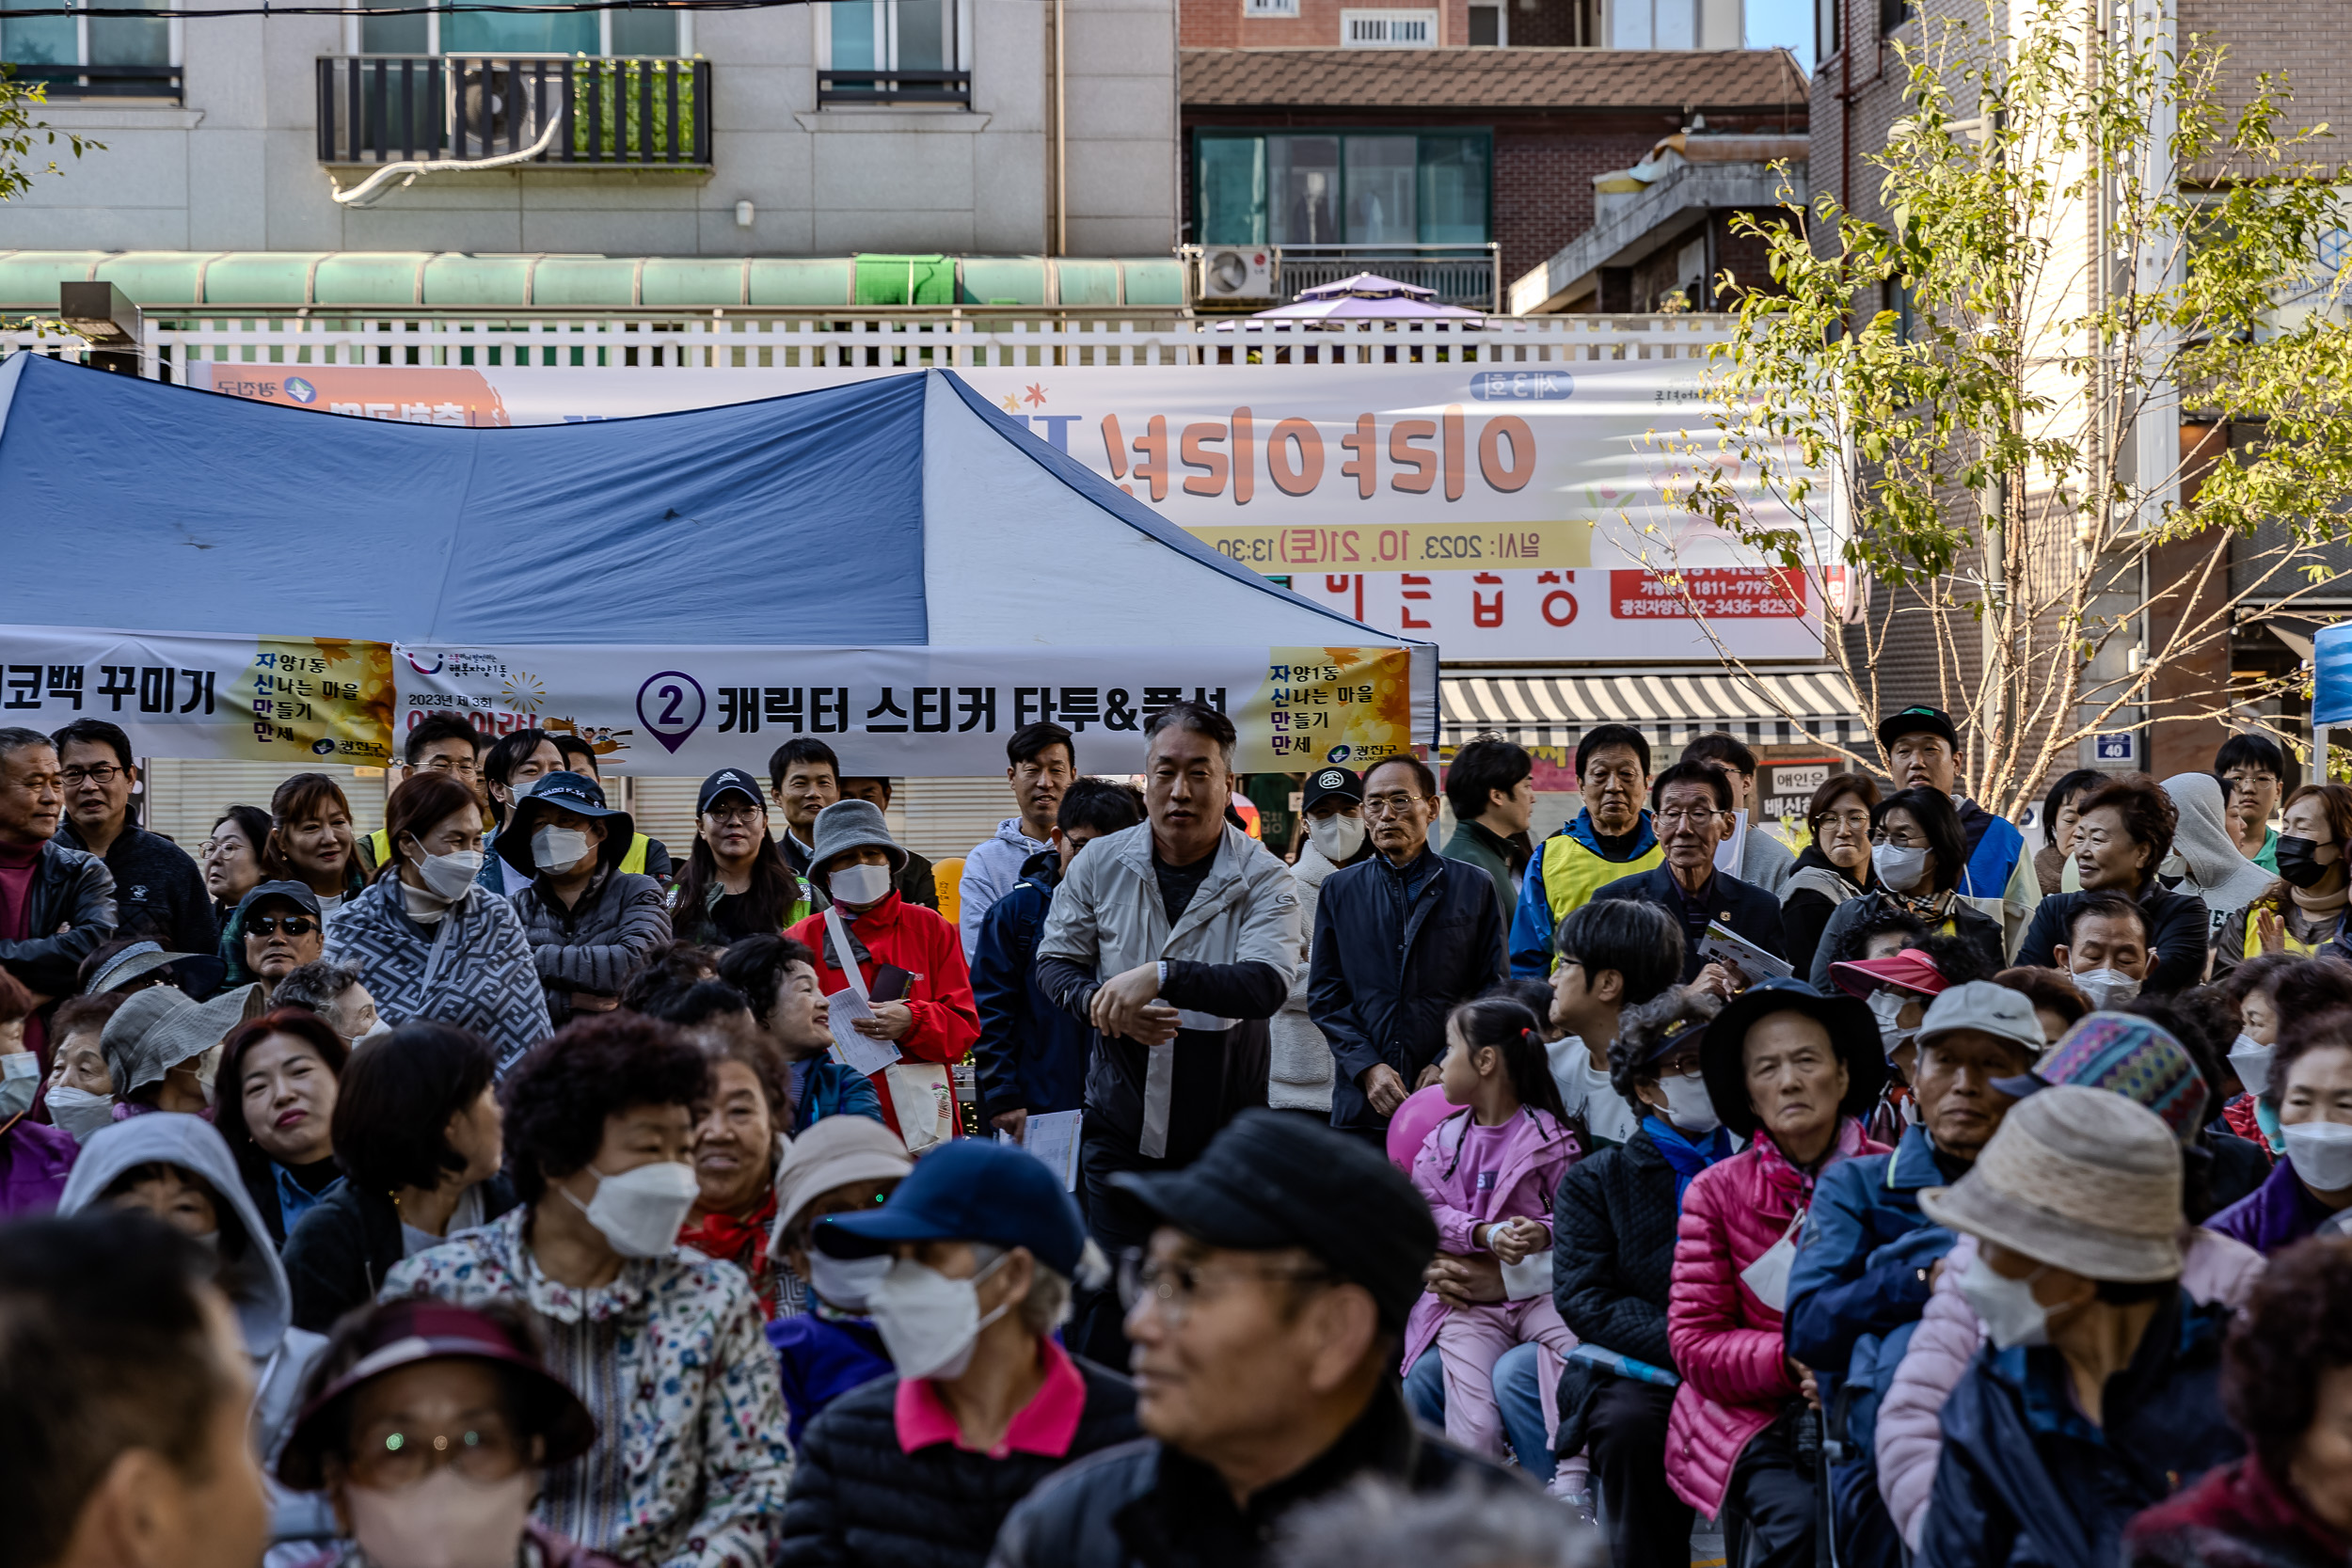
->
<box><xmin>1537</xmin><ymin>829</ymin><xmax>1664</xmax><ymax>969</ymax></box>
<box><xmin>2240</xmin><ymin>906</ymin><xmax>2323</xmax><ymax>963</ymax></box>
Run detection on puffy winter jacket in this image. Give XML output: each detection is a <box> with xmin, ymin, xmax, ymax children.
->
<box><xmin>0</xmin><ymin>836</ymin><xmax>117</xmax><ymax>997</ymax></box>
<box><xmin>1785</xmin><ymin>1126</ymin><xmax>1955</xmax><ymax>1409</ymax></box>
<box><xmin>1917</xmin><ymin>1290</ymin><xmax>2242</xmax><ymax>1568</ymax></box>
<box><xmin>1267</xmin><ymin>837</ymin><xmax>1349</xmax><ymax>1113</ymax></box>
<box><xmin>1665</xmin><ymin>1120</ymin><xmax>1886</xmax><ymax>1516</ymax></box>
<box><xmin>510</xmin><ymin>867</ymin><xmax>673</xmax><ymax>1025</ymax></box>
<box><xmin>970</xmin><ymin>850</ymin><xmax>1088</xmax><ymax>1122</ymax></box>
<box><xmin>1875</xmin><ymin>1228</ymin><xmax>2265</xmax><ymax>1551</ymax></box>
<box><xmin>1402</xmin><ymin>1105</ymin><xmax>1579</xmax><ymax>1376</ymax></box>
<box><xmin>1310</xmin><ymin>851</ymin><xmax>1507</xmax><ymax>1134</ymax></box>
<box><xmin>778</xmin><ymin>1343</ymin><xmax>1138</xmax><ymax>1568</ymax></box>
<box><xmin>1549</xmin><ymin>1123</ymin><xmax>1699</xmax><ymax>1455</ymax></box>
<box><xmin>786</xmin><ymin>891</ymin><xmax>978</xmax><ymax>1137</ymax></box>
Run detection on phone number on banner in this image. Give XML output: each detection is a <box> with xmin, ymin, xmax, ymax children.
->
<box><xmin>1193</xmin><ymin>521</ymin><xmax>1595</xmax><ymax>574</ymax></box>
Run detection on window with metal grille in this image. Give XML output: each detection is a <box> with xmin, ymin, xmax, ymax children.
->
<box><xmin>1341</xmin><ymin>8</ymin><xmax>1437</xmax><ymax>46</ymax></box>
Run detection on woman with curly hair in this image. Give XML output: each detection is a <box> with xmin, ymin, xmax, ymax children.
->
<box><xmin>2128</xmin><ymin>1237</ymin><xmax>2352</xmax><ymax>1568</ymax></box>
<box><xmin>382</xmin><ymin>1012</ymin><xmax>791</xmax><ymax>1568</ymax></box>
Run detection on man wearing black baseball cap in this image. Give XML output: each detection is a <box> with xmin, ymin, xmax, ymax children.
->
<box><xmin>501</xmin><ymin>771</ymin><xmax>670</xmax><ymax>1024</ymax></box>
<box><xmin>1875</xmin><ymin>705</ymin><xmax>2038</xmax><ymax>952</ymax></box>
<box><xmin>990</xmin><ymin>1112</ymin><xmax>1517</xmax><ymax>1568</ymax></box>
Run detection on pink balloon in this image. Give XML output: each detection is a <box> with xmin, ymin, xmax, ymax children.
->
<box><xmin>1385</xmin><ymin>1084</ymin><xmax>1458</xmax><ymax>1174</ymax></box>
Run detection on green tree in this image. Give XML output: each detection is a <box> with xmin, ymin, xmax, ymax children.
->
<box><xmin>1651</xmin><ymin>0</ymin><xmax>2352</xmax><ymax>814</ymax></box>
<box><xmin>1</xmin><ymin>62</ymin><xmax>100</xmax><ymax>205</ymax></box>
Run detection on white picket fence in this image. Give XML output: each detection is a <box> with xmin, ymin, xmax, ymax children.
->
<box><xmin>1</xmin><ymin>309</ymin><xmax>1738</xmax><ymax>382</ymax></box>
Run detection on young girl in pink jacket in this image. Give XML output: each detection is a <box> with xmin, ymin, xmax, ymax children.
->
<box><xmin>1403</xmin><ymin>995</ymin><xmax>1582</xmax><ymax>1460</ymax></box>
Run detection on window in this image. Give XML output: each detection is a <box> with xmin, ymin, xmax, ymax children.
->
<box><xmin>1467</xmin><ymin>5</ymin><xmax>1502</xmax><ymax>44</ymax></box>
<box><xmin>354</xmin><ymin>0</ymin><xmax>682</xmax><ymax>55</ymax></box>
<box><xmin>1816</xmin><ymin>0</ymin><xmax>1839</xmax><ymax>60</ymax></box>
<box><xmin>1879</xmin><ymin>0</ymin><xmax>1913</xmax><ymax>34</ymax></box>
<box><xmin>1244</xmin><ymin>0</ymin><xmax>1300</xmax><ymax>16</ymax></box>
<box><xmin>818</xmin><ymin>0</ymin><xmax>970</xmax><ymax>104</ymax></box>
<box><xmin>1195</xmin><ymin>131</ymin><xmax>1490</xmax><ymax>246</ymax></box>
<box><xmin>1341</xmin><ymin>8</ymin><xmax>1437</xmax><ymax>46</ymax></box>
<box><xmin>2</xmin><ymin>1</ymin><xmax>178</xmax><ymax>97</ymax></box>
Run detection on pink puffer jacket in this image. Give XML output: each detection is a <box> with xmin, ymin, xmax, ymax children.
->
<box><xmin>1874</xmin><ymin>1226</ymin><xmax>2267</xmax><ymax>1550</ymax></box>
<box><xmin>1665</xmin><ymin>1119</ymin><xmax>1884</xmax><ymax>1517</ymax></box>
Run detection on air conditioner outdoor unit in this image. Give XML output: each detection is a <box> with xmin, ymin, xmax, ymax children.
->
<box><xmin>1199</xmin><ymin>246</ymin><xmax>1274</xmax><ymax>302</ymax></box>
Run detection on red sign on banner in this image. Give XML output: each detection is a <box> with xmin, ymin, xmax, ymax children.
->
<box><xmin>1610</xmin><ymin>569</ymin><xmax>1806</xmax><ymax>620</ymax></box>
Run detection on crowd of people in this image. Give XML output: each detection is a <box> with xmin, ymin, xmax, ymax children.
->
<box><xmin>8</xmin><ymin>700</ymin><xmax>2352</xmax><ymax>1568</ymax></box>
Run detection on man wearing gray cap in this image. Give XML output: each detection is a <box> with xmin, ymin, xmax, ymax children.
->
<box><xmin>988</xmin><ymin>1111</ymin><xmax>1518</xmax><ymax>1568</ymax></box>
<box><xmin>1914</xmin><ymin>1085</ymin><xmax>2242</xmax><ymax>1568</ymax></box>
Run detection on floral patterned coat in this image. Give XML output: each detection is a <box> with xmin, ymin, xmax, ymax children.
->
<box><xmin>383</xmin><ymin>1208</ymin><xmax>793</xmax><ymax>1568</ymax></box>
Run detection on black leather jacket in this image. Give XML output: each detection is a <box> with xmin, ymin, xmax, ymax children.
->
<box><xmin>1</xmin><ymin>838</ymin><xmax>117</xmax><ymax>996</ymax></box>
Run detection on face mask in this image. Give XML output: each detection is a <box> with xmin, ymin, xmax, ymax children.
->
<box><xmin>868</xmin><ymin>1253</ymin><xmax>1012</xmax><ymax>1382</ymax></box>
<box><xmin>829</xmin><ymin>862</ymin><xmax>893</xmax><ymax>907</ymax></box>
<box><xmin>1958</xmin><ymin>1260</ymin><xmax>2052</xmax><ymax>1350</ymax></box>
<box><xmin>1658</xmin><ymin>1069</ymin><xmax>1720</xmax><ymax>1134</ymax></box>
<box><xmin>2228</xmin><ymin>1034</ymin><xmax>2274</xmax><ymax>1098</ymax></box>
<box><xmin>2277</xmin><ymin>836</ymin><xmax>2335</xmax><ymax>891</ymax></box>
<box><xmin>2283</xmin><ymin>1120</ymin><xmax>2352</xmax><ymax>1194</ymax></box>
<box><xmin>1308</xmin><ymin>813</ymin><xmax>1366</xmax><ymax>863</ymax></box>
<box><xmin>43</xmin><ymin>1083</ymin><xmax>116</xmax><ymax>1142</ymax></box>
<box><xmin>2072</xmin><ymin>967</ymin><xmax>2141</xmax><ymax>1010</ymax></box>
<box><xmin>562</xmin><ymin>1160</ymin><xmax>700</xmax><ymax>1259</ymax></box>
<box><xmin>409</xmin><ymin>840</ymin><xmax>484</xmax><ymax>901</ymax></box>
<box><xmin>192</xmin><ymin>1042</ymin><xmax>225</xmax><ymax>1109</ymax></box>
<box><xmin>0</xmin><ymin>1052</ymin><xmax>37</xmax><ymax>1122</ymax></box>
<box><xmin>342</xmin><ymin>1468</ymin><xmax>536</xmax><ymax>1568</ymax></box>
<box><xmin>1866</xmin><ymin>989</ymin><xmax>1913</xmax><ymax>1056</ymax></box>
<box><xmin>531</xmin><ymin>826</ymin><xmax>594</xmax><ymax>875</ymax></box>
<box><xmin>1873</xmin><ymin>843</ymin><xmax>1930</xmax><ymax>893</ymax></box>
<box><xmin>190</xmin><ymin>1229</ymin><xmax>221</xmax><ymax>1254</ymax></box>
<box><xmin>356</xmin><ymin>1018</ymin><xmax>394</xmax><ymax>1046</ymax></box>
<box><xmin>806</xmin><ymin>1249</ymin><xmax>892</xmax><ymax>1313</ymax></box>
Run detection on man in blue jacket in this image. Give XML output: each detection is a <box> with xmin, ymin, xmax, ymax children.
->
<box><xmin>1784</xmin><ymin>981</ymin><xmax>2044</xmax><ymax>1568</ymax></box>
<box><xmin>1591</xmin><ymin>760</ymin><xmax>1786</xmax><ymax>986</ymax></box>
<box><xmin>1309</xmin><ymin>754</ymin><xmax>1506</xmax><ymax>1143</ymax></box>
<box><xmin>972</xmin><ymin>778</ymin><xmax>1141</xmax><ymax>1144</ymax></box>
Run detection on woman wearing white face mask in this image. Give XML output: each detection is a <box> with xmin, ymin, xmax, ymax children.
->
<box><xmin>384</xmin><ymin>1014</ymin><xmax>792</xmax><ymax>1568</ymax></box>
<box><xmin>2210</xmin><ymin>1009</ymin><xmax>2352</xmax><ymax>1256</ymax></box>
<box><xmin>784</xmin><ymin>1138</ymin><xmax>1134</xmax><ymax>1565</ymax></box>
<box><xmin>274</xmin><ymin>1298</ymin><xmax>613</xmax><ymax>1568</ymax></box>
<box><xmin>1270</xmin><ymin>767</ymin><xmax>1372</xmax><ymax>1116</ymax></box>
<box><xmin>501</xmin><ymin>772</ymin><xmax>672</xmax><ymax>1028</ymax></box>
<box><xmin>0</xmin><ymin>968</ymin><xmax>77</xmax><ymax>1218</ymax></box>
<box><xmin>1549</xmin><ymin>986</ymin><xmax>1739</xmax><ymax>1568</ymax></box>
<box><xmin>1806</xmin><ymin>789</ymin><xmax>2005</xmax><ymax>991</ymax></box>
<box><xmin>326</xmin><ymin>772</ymin><xmax>550</xmax><ymax>1074</ymax></box>
<box><xmin>784</xmin><ymin>799</ymin><xmax>980</xmax><ymax>1147</ymax></box>
<box><xmin>1908</xmin><ymin>1086</ymin><xmax>2246</xmax><ymax>1568</ymax></box>
<box><xmin>2211</xmin><ymin>952</ymin><xmax>2328</xmax><ymax>1155</ymax></box>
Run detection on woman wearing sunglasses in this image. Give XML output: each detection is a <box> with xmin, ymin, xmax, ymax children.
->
<box><xmin>274</xmin><ymin>1296</ymin><xmax>617</xmax><ymax>1568</ymax></box>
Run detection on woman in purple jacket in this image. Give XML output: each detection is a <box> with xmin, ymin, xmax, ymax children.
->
<box><xmin>2209</xmin><ymin>1004</ymin><xmax>2352</xmax><ymax>1253</ymax></box>
<box><xmin>0</xmin><ymin>968</ymin><xmax>74</xmax><ymax>1217</ymax></box>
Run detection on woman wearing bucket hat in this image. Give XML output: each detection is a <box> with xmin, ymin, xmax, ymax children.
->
<box><xmin>274</xmin><ymin>1297</ymin><xmax>614</xmax><ymax>1568</ymax></box>
<box><xmin>1665</xmin><ymin>977</ymin><xmax>1889</xmax><ymax>1568</ymax></box>
<box><xmin>762</xmin><ymin>1115</ymin><xmax>913</xmax><ymax>1445</ymax></box>
<box><xmin>1873</xmin><ymin>1010</ymin><xmax>2267</xmax><ymax>1553</ymax></box>
<box><xmin>100</xmin><ymin>979</ymin><xmax>263</xmax><ymax>1117</ymax></box>
<box><xmin>502</xmin><ymin>771</ymin><xmax>672</xmax><ymax>1028</ymax></box>
<box><xmin>784</xmin><ymin>799</ymin><xmax>978</xmax><ymax>1150</ymax></box>
<box><xmin>1911</xmin><ymin>1085</ymin><xmax>2245</xmax><ymax>1568</ymax></box>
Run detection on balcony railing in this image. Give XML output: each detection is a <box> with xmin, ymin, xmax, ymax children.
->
<box><xmin>1272</xmin><ymin>245</ymin><xmax>1502</xmax><ymax>311</ymax></box>
<box><xmin>5</xmin><ymin>63</ymin><xmax>182</xmax><ymax>101</ymax></box>
<box><xmin>315</xmin><ymin>55</ymin><xmax>709</xmax><ymax>166</ymax></box>
<box><xmin>816</xmin><ymin>67</ymin><xmax>970</xmax><ymax>107</ymax></box>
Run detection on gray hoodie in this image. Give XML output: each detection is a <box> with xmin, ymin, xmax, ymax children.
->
<box><xmin>57</xmin><ymin>1114</ymin><xmax>336</xmax><ymax>1556</ymax></box>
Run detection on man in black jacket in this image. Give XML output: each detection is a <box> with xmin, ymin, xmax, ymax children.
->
<box><xmin>51</xmin><ymin>718</ymin><xmax>214</xmax><ymax>957</ymax></box>
<box><xmin>1309</xmin><ymin>755</ymin><xmax>1506</xmax><ymax>1143</ymax></box>
<box><xmin>988</xmin><ymin>1112</ymin><xmax>1521</xmax><ymax>1568</ymax></box>
<box><xmin>1593</xmin><ymin>759</ymin><xmax>1787</xmax><ymax>987</ymax></box>
<box><xmin>0</xmin><ymin>727</ymin><xmax>117</xmax><ymax>1008</ymax></box>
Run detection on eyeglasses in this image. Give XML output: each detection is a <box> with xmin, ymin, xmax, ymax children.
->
<box><xmin>1359</xmin><ymin>792</ymin><xmax>1427</xmax><ymax>818</ymax></box>
<box><xmin>345</xmin><ymin>1418</ymin><xmax>525</xmax><ymax>1489</ymax></box>
<box><xmin>420</xmin><ymin>756</ymin><xmax>481</xmax><ymax>778</ymax></box>
<box><xmin>198</xmin><ymin>837</ymin><xmax>250</xmax><ymax>858</ymax></box>
<box><xmin>61</xmin><ymin>765</ymin><xmax>123</xmax><ymax>787</ymax></box>
<box><xmin>247</xmin><ymin>915</ymin><xmax>318</xmax><ymax>937</ymax></box>
<box><xmin>1656</xmin><ymin>806</ymin><xmax>1724</xmax><ymax>827</ymax></box>
<box><xmin>1816</xmin><ymin>810</ymin><xmax>1872</xmax><ymax>833</ymax></box>
<box><xmin>706</xmin><ymin>806</ymin><xmax>762</xmax><ymax>826</ymax></box>
<box><xmin>1115</xmin><ymin>1249</ymin><xmax>1332</xmax><ymax>1323</ymax></box>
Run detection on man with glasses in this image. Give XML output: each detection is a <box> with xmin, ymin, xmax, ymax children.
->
<box><xmin>0</xmin><ymin>728</ymin><xmax>116</xmax><ymax>1013</ymax></box>
<box><xmin>362</xmin><ymin>715</ymin><xmax>486</xmax><ymax>876</ymax></box>
<box><xmin>1593</xmin><ymin>758</ymin><xmax>1788</xmax><ymax>986</ymax></box>
<box><xmin>990</xmin><ymin>1111</ymin><xmax>1514</xmax><ymax>1568</ymax></box>
<box><xmin>2214</xmin><ymin>732</ymin><xmax>2287</xmax><ymax>871</ymax></box>
<box><xmin>51</xmin><ymin>719</ymin><xmax>214</xmax><ymax>956</ymax></box>
<box><xmin>1308</xmin><ymin>754</ymin><xmax>1505</xmax><ymax>1144</ymax></box>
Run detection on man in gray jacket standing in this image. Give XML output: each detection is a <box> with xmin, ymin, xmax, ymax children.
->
<box><xmin>1035</xmin><ymin>701</ymin><xmax>1299</xmax><ymax>1360</ymax></box>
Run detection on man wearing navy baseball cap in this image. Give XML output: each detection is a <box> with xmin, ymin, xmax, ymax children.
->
<box><xmin>785</xmin><ymin>1141</ymin><xmax>1136</xmax><ymax>1561</ymax></box>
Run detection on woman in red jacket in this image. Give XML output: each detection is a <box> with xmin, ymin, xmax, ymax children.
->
<box><xmin>785</xmin><ymin>799</ymin><xmax>977</xmax><ymax>1145</ymax></box>
<box><xmin>1668</xmin><ymin>977</ymin><xmax>1890</xmax><ymax>1568</ymax></box>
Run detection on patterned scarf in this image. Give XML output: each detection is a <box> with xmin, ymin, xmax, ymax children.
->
<box><xmin>675</xmin><ymin>1188</ymin><xmax>781</xmax><ymax>1318</ymax></box>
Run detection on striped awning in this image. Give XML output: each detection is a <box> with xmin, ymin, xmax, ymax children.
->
<box><xmin>1444</xmin><ymin>666</ymin><xmax>1866</xmax><ymax>751</ymax></box>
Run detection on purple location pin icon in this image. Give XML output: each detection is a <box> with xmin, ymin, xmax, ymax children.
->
<box><xmin>636</xmin><ymin>671</ymin><xmax>707</xmax><ymax>754</ymax></box>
